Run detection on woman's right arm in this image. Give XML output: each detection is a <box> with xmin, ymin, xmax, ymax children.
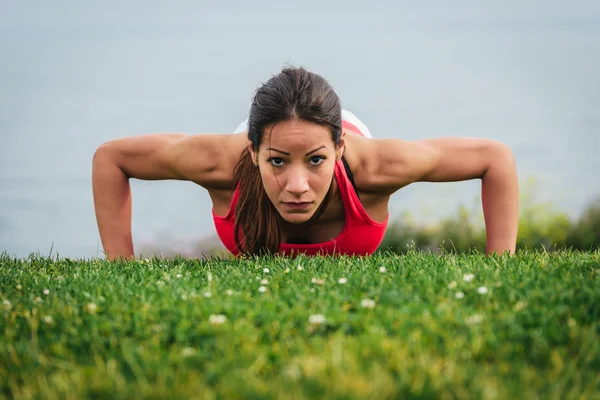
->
<box><xmin>92</xmin><ymin>133</ymin><xmax>243</xmax><ymax>260</ymax></box>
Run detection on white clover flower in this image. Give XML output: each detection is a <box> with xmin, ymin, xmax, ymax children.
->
<box><xmin>338</xmin><ymin>278</ymin><xmax>347</xmax><ymax>284</ymax></box>
<box><xmin>43</xmin><ymin>315</ymin><xmax>53</xmax><ymax>324</ymax></box>
<box><xmin>311</xmin><ymin>277</ymin><xmax>316</xmax><ymax>283</ymax></box>
<box><xmin>284</xmin><ymin>268</ymin><xmax>290</xmax><ymax>273</ymax></box>
<box><xmin>466</xmin><ymin>314</ymin><xmax>484</xmax><ymax>325</ymax></box>
<box><xmin>181</xmin><ymin>347</ymin><xmax>196</xmax><ymax>357</ymax></box>
<box><xmin>447</xmin><ymin>281</ymin><xmax>457</xmax><ymax>289</ymax></box>
<box><xmin>261</xmin><ymin>279</ymin><xmax>269</xmax><ymax>285</ymax></box>
<box><xmin>477</xmin><ymin>286</ymin><xmax>488</xmax><ymax>294</ymax></box>
<box><xmin>16</xmin><ymin>284</ymin><xmax>22</xmax><ymax>290</ymax></box>
<box><xmin>463</xmin><ymin>273</ymin><xmax>475</xmax><ymax>282</ymax></box>
<box><xmin>3</xmin><ymin>300</ymin><xmax>11</xmax><ymax>311</ymax></box>
<box><xmin>226</xmin><ymin>289</ymin><xmax>233</xmax><ymax>296</ymax></box>
<box><xmin>35</xmin><ymin>297</ymin><xmax>42</xmax><ymax>303</ymax></box>
<box><xmin>86</xmin><ymin>303</ymin><xmax>97</xmax><ymax>314</ymax></box>
<box><xmin>308</xmin><ymin>314</ymin><xmax>326</xmax><ymax>325</ymax></box>
<box><xmin>455</xmin><ymin>291</ymin><xmax>465</xmax><ymax>299</ymax></box>
<box><xmin>203</xmin><ymin>292</ymin><xmax>212</xmax><ymax>298</ymax></box>
<box><xmin>209</xmin><ymin>314</ymin><xmax>227</xmax><ymax>325</ymax></box>
<box><xmin>43</xmin><ymin>289</ymin><xmax>50</xmax><ymax>295</ymax></box>
<box><xmin>361</xmin><ymin>299</ymin><xmax>376</xmax><ymax>309</ymax></box>
<box><xmin>297</xmin><ymin>264</ymin><xmax>303</xmax><ymax>271</ymax></box>
<box><xmin>379</xmin><ymin>266</ymin><xmax>387</xmax><ymax>273</ymax></box>
<box><xmin>176</xmin><ymin>273</ymin><xmax>182</xmax><ymax>278</ymax></box>
<box><xmin>259</xmin><ymin>286</ymin><xmax>267</xmax><ymax>293</ymax></box>
<box><xmin>181</xmin><ymin>294</ymin><xmax>188</xmax><ymax>301</ymax></box>
<box><xmin>263</xmin><ymin>267</ymin><xmax>270</xmax><ymax>274</ymax></box>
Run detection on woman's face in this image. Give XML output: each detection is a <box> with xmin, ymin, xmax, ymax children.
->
<box><xmin>250</xmin><ymin>119</ymin><xmax>345</xmax><ymax>224</ymax></box>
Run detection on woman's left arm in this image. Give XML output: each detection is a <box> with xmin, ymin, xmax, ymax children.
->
<box><xmin>369</xmin><ymin>137</ymin><xmax>519</xmax><ymax>255</ymax></box>
<box><xmin>479</xmin><ymin>143</ymin><xmax>519</xmax><ymax>255</ymax></box>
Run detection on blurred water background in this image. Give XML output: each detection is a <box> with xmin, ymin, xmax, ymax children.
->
<box><xmin>1</xmin><ymin>0</ymin><xmax>599</xmax><ymax>259</ymax></box>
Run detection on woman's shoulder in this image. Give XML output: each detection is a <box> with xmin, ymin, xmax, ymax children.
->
<box><xmin>342</xmin><ymin>132</ymin><xmax>381</xmax><ymax>192</ymax></box>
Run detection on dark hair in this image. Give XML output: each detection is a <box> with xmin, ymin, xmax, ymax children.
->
<box><xmin>232</xmin><ymin>66</ymin><xmax>343</xmax><ymax>255</ymax></box>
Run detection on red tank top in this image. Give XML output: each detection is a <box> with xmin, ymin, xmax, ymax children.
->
<box><xmin>212</xmin><ymin>157</ymin><xmax>389</xmax><ymax>257</ymax></box>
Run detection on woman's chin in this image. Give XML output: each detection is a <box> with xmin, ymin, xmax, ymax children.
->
<box><xmin>279</xmin><ymin>210</ymin><xmax>314</xmax><ymax>224</ymax></box>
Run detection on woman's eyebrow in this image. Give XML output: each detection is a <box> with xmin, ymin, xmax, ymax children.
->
<box><xmin>266</xmin><ymin>146</ymin><xmax>326</xmax><ymax>156</ymax></box>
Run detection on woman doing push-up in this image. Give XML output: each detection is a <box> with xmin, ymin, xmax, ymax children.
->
<box><xmin>92</xmin><ymin>66</ymin><xmax>519</xmax><ymax>259</ymax></box>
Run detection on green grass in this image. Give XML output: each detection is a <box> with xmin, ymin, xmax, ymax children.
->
<box><xmin>1</xmin><ymin>250</ymin><xmax>599</xmax><ymax>399</ymax></box>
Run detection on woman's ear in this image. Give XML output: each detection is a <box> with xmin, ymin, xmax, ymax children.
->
<box><xmin>336</xmin><ymin>131</ymin><xmax>347</xmax><ymax>161</ymax></box>
<box><xmin>248</xmin><ymin>143</ymin><xmax>258</xmax><ymax>166</ymax></box>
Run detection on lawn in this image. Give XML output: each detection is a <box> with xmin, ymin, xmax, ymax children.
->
<box><xmin>1</xmin><ymin>250</ymin><xmax>599</xmax><ymax>399</ymax></box>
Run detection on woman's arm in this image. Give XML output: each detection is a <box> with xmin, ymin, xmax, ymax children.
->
<box><xmin>92</xmin><ymin>133</ymin><xmax>241</xmax><ymax>260</ymax></box>
<box><xmin>369</xmin><ymin>137</ymin><xmax>519</xmax><ymax>255</ymax></box>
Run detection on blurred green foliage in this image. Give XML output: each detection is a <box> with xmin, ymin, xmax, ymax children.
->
<box><xmin>380</xmin><ymin>179</ymin><xmax>599</xmax><ymax>254</ymax></box>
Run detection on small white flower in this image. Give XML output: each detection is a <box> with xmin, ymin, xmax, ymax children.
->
<box><xmin>455</xmin><ymin>291</ymin><xmax>465</xmax><ymax>299</ymax></box>
<box><xmin>263</xmin><ymin>267</ymin><xmax>270</xmax><ymax>274</ymax></box>
<box><xmin>310</xmin><ymin>288</ymin><xmax>315</xmax><ymax>292</ymax></box>
<box><xmin>477</xmin><ymin>286</ymin><xmax>488</xmax><ymax>294</ymax></box>
<box><xmin>203</xmin><ymin>292</ymin><xmax>212</xmax><ymax>298</ymax></box>
<box><xmin>463</xmin><ymin>274</ymin><xmax>475</xmax><ymax>282</ymax></box>
<box><xmin>86</xmin><ymin>303</ymin><xmax>97</xmax><ymax>314</ymax></box>
<box><xmin>284</xmin><ymin>268</ymin><xmax>290</xmax><ymax>273</ymax></box>
<box><xmin>35</xmin><ymin>296</ymin><xmax>42</xmax><ymax>303</ymax></box>
<box><xmin>181</xmin><ymin>294</ymin><xmax>188</xmax><ymax>301</ymax></box>
<box><xmin>308</xmin><ymin>314</ymin><xmax>326</xmax><ymax>325</ymax></box>
<box><xmin>338</xmin><ymin>278</ymin><xmax>347</xmax><ymax>284</ymax></box>
<box><xmin>261</xmin><ymin>279</ymin><xmax>269</xmax><ymax>285</ymax></box>
<box><xmin>43</xmin><ymin>315</ymin><xmax>53</xmax><ymax>324</ymax></box>
<box><xmin>182</xmin><ymin>347</ymin><xmax>196</xmax><ymax>357</ymax></box>
<box><xmin>361</xmin><ymin>299</ymin><xmax>376</xmax><ymax>309</ymax></box>
<box><xmin>3</xmin><ymin>300</ymin><xmax>11</xmax><ymax>311</ymax></box>
<box><xmin>297</xmin><ymin>264</ymin><xmax>303</xmax><ymax>271</ymax></box>
<box><xmin>226</xmin><ymin>289</ymin><xmax>233</xmax><ymax>296</ymax></box>
<box><xmin>259</xmin><ymin>286</ymin><xmax>267</xmax><ymax>293</ymax></box>
<box><xmin>209</xmin><ymin>314</ymin><xmax>227</xmax><ymax>325</ymax></box>
<box><xmin>447</xmin><ymin>281</ymin><xmax>457</xmax><ymax>289</ymax></box>
<box><xmin>16</xmin><ymin>284</ymin><xmax>22</xmax><ymax>290</ymax></box>
<box><xmin>311</xmin><ymin>277</ymin><xmax>316</xmax><ymax>283</ymax></box>
<box><xmin>379</xmin><ymin>266</ymin><xmax>387</xmax><ymax>273</ymax></box>
<box><xmin>43</xmin><ymin>289</ymin><xmax>50</xmax><ymax>295</ymax></box>
<box><xmin>176</xmin><ymin>273</ymin><xmax>182</xmax><ymax>278</ymax></box>
<box><xmin>466</xmin><ymin>314</ymin><xmax>484</xmax><ymax>325</ymax></box>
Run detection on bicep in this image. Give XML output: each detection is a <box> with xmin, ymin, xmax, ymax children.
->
<box><xmin>96</xmin><ymin>133</ymin><xmax>227</xmax><ymax>186</ymax></box>
<box><xmin>371</xmin><ymin>137</ymin><xmax>510</xmax><ymax>193</ymax></box>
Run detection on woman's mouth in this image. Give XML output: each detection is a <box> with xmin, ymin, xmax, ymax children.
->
<box><xmin>284</xmin><ymin>202</ymin><xmax>312</xmax><ymax>210</ymax></box>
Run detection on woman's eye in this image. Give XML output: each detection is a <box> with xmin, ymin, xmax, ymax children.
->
<box><xmin>310</xmin><ymin>156</ymin><xmax>326</xmax><ymax>165</ymax></box>
<box><xmin>268</xmin><ymin>157</ymin><xmax>284</xmax><ymax>166</ymax></box>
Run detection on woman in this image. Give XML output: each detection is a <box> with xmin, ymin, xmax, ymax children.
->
<box><xmin>92</xmin><ymin>66</ymin><xmax>519</xmax><ymax>260</ymax></box>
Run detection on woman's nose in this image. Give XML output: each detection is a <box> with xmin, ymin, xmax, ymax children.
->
<box><xmin>285</xmin><ymin>168</ymin><xmax>309</xmax><ymax>194</ymax></box>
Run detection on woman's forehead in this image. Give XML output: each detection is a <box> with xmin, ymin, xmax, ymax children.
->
<box><xmin>262</xmin><ymin>120</ymin><xmax>333</xmax><ymax>150</ymax></box>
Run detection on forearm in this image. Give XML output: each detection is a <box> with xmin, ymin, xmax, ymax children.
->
<box><xmin>92</xmin><ymin>147</ymin><xmax>135</xmax><ymax>260</ymax></box>
<box><xmin>481</xmin><ymin>146</ymin><xmax>519</xmax><ymax>256</ymax></box>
